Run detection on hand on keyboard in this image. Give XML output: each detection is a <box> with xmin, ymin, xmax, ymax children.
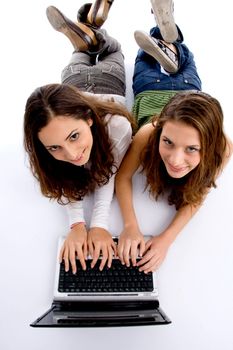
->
<box><xmin>117</xmin><ymin>228</ymin><xmax>146</xmax><ymax>267</ymax></box>
<box><xmin>137</xmin><ymin>234</ymin><xmax>170</xmax><ymax>273</ymax></box>
<box><xmin>87</xmin><ymin>227</ymin><xmax>117</xmax><ymax>270</ymax></box>
<box><xmin>59</xmin><ymin>224</ymin><xmax>88</xmax><ymax>274</ymax></box>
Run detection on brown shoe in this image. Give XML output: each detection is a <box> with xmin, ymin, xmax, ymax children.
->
<box><xmin>87</xmin><ymin>0</ymin><xmax>114</xmax><ymax>27</ymax></box>
<box><xmin>46</xmin><ymin>6</ymin><xmax>98</xmax><ymax>51</ymax></box>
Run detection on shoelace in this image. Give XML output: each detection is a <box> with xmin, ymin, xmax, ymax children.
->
<box><xmin>154</xmin><ymin>38</ymin><xmax>178</xmax><ymax>65</ymax></box>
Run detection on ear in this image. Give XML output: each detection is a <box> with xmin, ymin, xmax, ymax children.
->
<box><xmin>87</xmin><ymin>118</ymin><xmax>93</xmax><ymax>127</ymax></box>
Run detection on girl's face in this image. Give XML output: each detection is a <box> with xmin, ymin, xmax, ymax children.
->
<box><xmin>38</xmin><ymin>116</ymin><xmax>93</xmax><ymax>166</ymax></box>
<box><xmin>159</xmin><ymin>120</ymin><xmax>201</xmax><ymax>178</ymax></box>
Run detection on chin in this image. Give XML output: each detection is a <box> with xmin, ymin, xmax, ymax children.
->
<box><xmin>169</xmin><ymin>173</ymin><xmax>187</xmax><ymax>179</ymax></box>
<box><xmin>167</xmin><ymin>168</ymin><xmax>190</xmax><ymax>179</ymax></box>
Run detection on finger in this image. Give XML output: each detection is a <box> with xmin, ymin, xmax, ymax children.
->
<box><xmin>139</xmin><ymin>257</ymin><xmax>160</xmax><ymax>273</ymax></box>
<box><xmin>145</xmin><ymin>239</ymin><xmax>153</xmax><ymax>250</ymax></box>
<box><xmin>139</xmin><ymin>240</ymin><xmax>146</xmax><ymax>258</ymax></box>
<box><xmin>83</xmin><ymin>241</ymin><xmax>88</xmax><ymax>260</ymax></box>
<box><xmin>91</xmin><ymin>244</ymin><xmax>101</xmax><ymax>268</ymax></box>
<box><xmin>63</xmin><ymin>249</ymin><xmax>70</xmax><ymax>272</ymax></box>
<box><xmin>117</xmin><ymin>242</ymin><xmax>124</xmax><ymax>263</ymax></box>
<box><xmin>130</xmin><ymin>241</ymin><xmax>139</xmax><ymax>266</ymax></box>
<box><xmin>69</xmin><ymin>248</ymin><xmax>77</xmax><ymax>275</ymax></box>
<box><xmin>107</xmin><ymin>246</ymin><xmax>114</xmax><ymax>268</ymax></box>
<box><xmin>143</xmin><ymin>262</ymin><xmax>159</xmax><ymax>274</ymax></box>
<box><xmin>76</xmin><ymin>247</ymin><xmax>86</xmax><ymax>271</ymax></box>
<box><xmin>88</xmin><ymin>240</ymin><xmax>94</xmax><ymax>258</ymax></box>
<box><xmin>111</xmin><ymin>240</ymin><xmax>117</xmax><ymax>256</ymax></box>
<box><xmin>143</xmin><ymin>265</ymin><xmax>158</xmax><ymax>274</ymax></box>
<box><xmin>99</xmin><ymin>246</ymin><xmax>108</xmax><ymax>271</ymax></box>
<box><xmin>123</xmin><ymin>243</ymin><xmax>131</xmax><ymax>267</ymax></box>
<box><xmin>137</xmin><ymin>251</ymin><xmax>153</xmax><ymax>267</ymax></box>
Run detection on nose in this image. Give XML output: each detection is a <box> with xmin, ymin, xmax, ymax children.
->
<box><xmin>168</xmin><ymin>149</ymin><xmax>184</xmax><ymax>166</ymax></box>
<box><xmin>64</xmin><ymin>145</ymin><xmax>78</xmax><ymax>161</ymax></box>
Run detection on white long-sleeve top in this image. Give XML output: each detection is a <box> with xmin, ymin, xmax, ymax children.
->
<box><xmin>66</xmin><ymin>113</ymin><xmax>132</xmax><ymax>230</ymax></box>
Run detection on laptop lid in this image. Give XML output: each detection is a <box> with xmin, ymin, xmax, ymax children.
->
<box><xmin>30</xmin><ymin>300</ymin><xmax>171</xmax><ymax>327</ymax></box>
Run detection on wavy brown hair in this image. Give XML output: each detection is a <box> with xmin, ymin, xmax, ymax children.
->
<box><xmin>24</xmin><ymin>83</ymin><xmax>134</xmax><ymax>203</ymax></box>
<box><xmin>141</xmin><ymin>91</ymin><xmax>227</xmax><ymax>209</ymax></box>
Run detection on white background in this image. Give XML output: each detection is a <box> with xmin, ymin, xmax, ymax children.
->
<box><xmin>0</xmin><ymin>1</ymin><xmax>233</xmax><ymax>349</ymax></box>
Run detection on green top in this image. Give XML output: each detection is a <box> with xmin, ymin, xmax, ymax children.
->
<box><xmin>132</xmin><ymin>90</ymin><xmax>178</xmax><ymax>128</ymax></box>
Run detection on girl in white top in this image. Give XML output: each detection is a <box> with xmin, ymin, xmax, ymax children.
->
<box><xmin>24</xmin><ymin>4</ymin><xmax>134</xmax><ymax>274</ymax></box>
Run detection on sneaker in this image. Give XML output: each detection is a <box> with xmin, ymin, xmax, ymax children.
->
<box><xmin>87</xmin><ymin>0</ymin><xmax>114</xmax><ymax>27</ymax></box>
<box><xmin>46</xmin><ymin>6</ymin><xmax>97</xmax><ymax>51</ymax></box>
<box><xmin>134</xmin><ymin>30</ymin><xmax>178</xmax><ymax>73</ymax></box>
<box><xmin>150</xmin><ymin>0</ymin><xmax>178</xmax><ymax>43</ymax></box>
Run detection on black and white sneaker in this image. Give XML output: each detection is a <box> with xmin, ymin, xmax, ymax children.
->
<box><xmin>134</xmin><ymin>30</ymin><xmax>178</xmax><ymax>73</ymax></box>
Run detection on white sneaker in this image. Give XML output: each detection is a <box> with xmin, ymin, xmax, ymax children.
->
<box><xmin>134</xmin><ymin>30</ymin><xmax>178</xmax><ymax>73</ymax></box>
<box><xmin>150</xmin><ymin>0</ymin><xmax>178</xmax><ymax>43</ymax></box>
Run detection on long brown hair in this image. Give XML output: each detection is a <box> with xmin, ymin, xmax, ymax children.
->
<box><xmin>24</xmin><ymin>83</ymin><xmax>134</xmax><ymax>203</ymax></box>
<box><xmin>141</xmin><ymin>91</ymin><xmax>227</xmax><ymax>209</ymax></box>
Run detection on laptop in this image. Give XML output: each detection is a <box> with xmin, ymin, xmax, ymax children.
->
<box><xmin>30</xmin><ymin>236</ymin><xmax>171</xmax><ymax>327</ymax></box>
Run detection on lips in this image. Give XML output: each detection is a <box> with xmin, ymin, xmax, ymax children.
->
<box><xmin>70</xmin><ymin>148</ymin><xmax>88</xmax><ymax>165</ymax></box>
<box><xmin>167</xmin><ymin>162</ymin><xmax>187</xmax><ymax>173</ymax></box>
<box><xmin>75</xmin><ymin>152</ymin><xmax>84</xmax><ymax>162</ymax></box>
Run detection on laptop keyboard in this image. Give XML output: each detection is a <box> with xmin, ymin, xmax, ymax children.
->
<box><xmin>58</xmin><ymin>259</ymin><xmax>154</xmax><ymax>293</ymax></box>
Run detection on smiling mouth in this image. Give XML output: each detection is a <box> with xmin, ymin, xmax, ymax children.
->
<box><xmin>72</xmin><ymin>149</ymin><xmax>86</xmax><ymax>163</ymax></box>
<box><xmin>168</xmin><ymin>163</ymin><xmax>187</xmax><ymax>173</ymax></box>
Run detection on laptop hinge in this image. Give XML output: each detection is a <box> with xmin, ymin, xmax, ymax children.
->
<box><xmin>52</xmin><ymin>300</ymin><xmax>160</xmax><ymax>311</ymax></box>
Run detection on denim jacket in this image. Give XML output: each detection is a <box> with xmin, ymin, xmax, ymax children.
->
<box><xmin>133</xmin><ymin>26</ymin><xmax>202</xmax><ymax>96</ymax></box>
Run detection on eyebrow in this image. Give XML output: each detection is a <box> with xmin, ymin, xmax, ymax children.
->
<box><xmin>187</xmin><ymin>144</ymin><xmax>201</xmax><ymax>148</ymax></box>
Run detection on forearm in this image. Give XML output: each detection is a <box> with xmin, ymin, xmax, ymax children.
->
<box><xmin>90</xmin><ymin>175</ymin><xmax>115</xmax><ymax>230</ymax></box>
<box><xmin>161</xmin><ymin>204</ymin><xmax>201</xmax><ymax>244</ymax></box>
<box><xmin>115</xmin><ymin>176</ymin><xmax>140</xmax><ymax>229</ymax></box>
<box><xmin>66</xmin><ymin>200</ymin><xmax>85</xmax><ymax>227</ymax></box>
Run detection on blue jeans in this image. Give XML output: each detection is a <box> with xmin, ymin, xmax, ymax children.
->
<box><xmin>133</xmin><ymin>26</ymin><xmax>202</xmax><ymax>96</ymax></box>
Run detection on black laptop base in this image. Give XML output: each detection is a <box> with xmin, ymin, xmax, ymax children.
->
<box><xmin>30</xmin><ymin>300</ymin><xmax>171</xmax><ymax>327</ymax></box>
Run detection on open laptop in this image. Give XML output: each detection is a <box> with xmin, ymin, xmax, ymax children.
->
<box><xmin>30</xmin><ymin>236</ymin><xmax>171</xmax><ymax>327</ymax></box>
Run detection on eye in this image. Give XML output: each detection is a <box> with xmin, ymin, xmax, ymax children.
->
<box><xmin>47</xmin><ymin>145</ymin><xmax>60</xmax><ymax>152</ymax></box>
<box><xmin>70</xmin><ymin>132</ymin><xmax>79</xmax><ymax>141</ymax></box>
<box><xmin>186</xmin><ymin>146</ymin><xmax>200</xmax><ymax>153</ymax></box>
<box><xmin>162</xmin><ymin>137</ymin><xmax>173</xmax><ymax>146</ymax></box>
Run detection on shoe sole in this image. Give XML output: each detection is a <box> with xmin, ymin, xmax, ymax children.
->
<box><xmin>46</xmin><ymin>6</ymin><xmax>97</xmax><ymax>50</ymax></box>
<box><xmin>134</xmin><ymin>30</ymin><xmax>178</xmax><ymax>73</ymax></box>
<box><xmin>87</xmin><ymin>0</ymin><xmax>114</xmax><ymax>27</ymax></box>
<box><xmin>150</xmin><ymin>0</ymin><xmax>178</xmax><ymax>43</ymax></box>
